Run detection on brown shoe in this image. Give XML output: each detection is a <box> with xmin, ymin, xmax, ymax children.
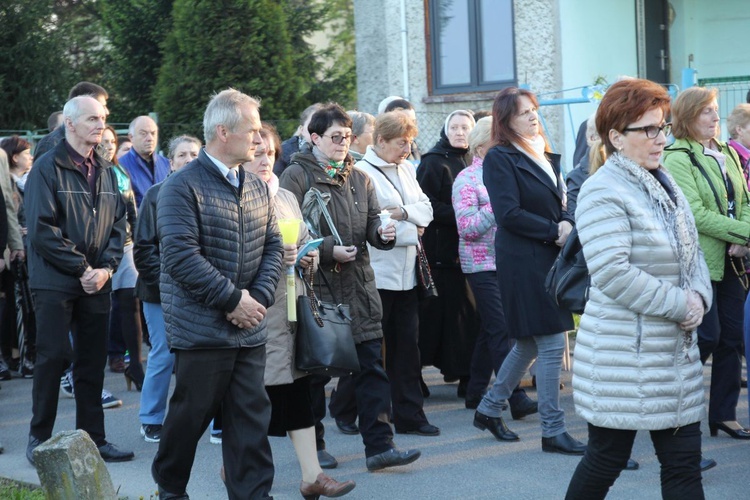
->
<box><xmin>300</xmin><ymin>472</ymin><xmax>356</xmax><ymax>499</ymax></box>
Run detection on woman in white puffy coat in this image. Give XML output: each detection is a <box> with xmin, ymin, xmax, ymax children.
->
<box><xmin>565</xmin><ymin>79</ymin><xmax>712</xmax><ymax>500</ymax></box>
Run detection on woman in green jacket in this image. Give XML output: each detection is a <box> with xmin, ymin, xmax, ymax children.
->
<box><xmin>663</xmin><ymin>86</ymin><xmax>750</xmax><ymax>442</ymax></box>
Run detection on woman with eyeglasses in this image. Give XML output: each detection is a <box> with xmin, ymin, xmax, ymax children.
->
<box><xmin>663</xmin><ymin>87</ymin><xmax>750</xmax><ymax>444</ymax></box>
<box><xmin>279</xmin><ymin>103</ymin><xmax>422</xmax><ymax>472</ymax></box>
<box><xmin>474</xmin><ymin>87</ymin><xmax>584</xmax><ymax>455</ymax></box>
<box><xmin>565</xmin><ymin>79</ymin><xmax>713</xmax><ymax>499</ymax></box>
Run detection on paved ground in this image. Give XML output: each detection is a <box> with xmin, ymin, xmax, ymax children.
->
<box><xmin>1</xmin><ymin>356</ymin><xmax>749</xmax><ymax>499</ymax></box>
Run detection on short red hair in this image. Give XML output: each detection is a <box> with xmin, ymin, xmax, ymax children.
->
<box><xmin>596</xmin><ymin>79</ymin><xmax>671</xmax><ymax>155</ymax></box>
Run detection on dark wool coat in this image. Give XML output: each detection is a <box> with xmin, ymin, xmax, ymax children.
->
<box><xmin>157</xmin><ymin>150</ymin><xmax>283</xmax><ymax>350</ymax></box>
<box><xmin>278</xmin><ymin>147</ymin><xmax>394</xmax><ymax>344</ymax></box>
<box><xmin>483</xmin><ymin>144</ymin><xmax>574</xmax><ymax>339</ymax></box>
<box><xmin>415</xmin><ymin>133</ymin><xmax>478</xmax><ymax>376</ymax></box>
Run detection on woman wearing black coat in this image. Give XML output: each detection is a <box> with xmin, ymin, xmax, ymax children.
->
<box><xmin>416</xmin><ymin>110</ymin><xmax>479</xmax><ymax>395</ymax></box>
<box><xmin>473</xmin><ymin>87</ymin><xmax>585</xmax><ymax>455</ymax></box>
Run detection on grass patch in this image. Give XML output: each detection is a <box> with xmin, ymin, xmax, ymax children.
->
<box><xmin>0</xmin><ymin>478</ymin><xmax>45</xmax><ymax>500</ymax></box>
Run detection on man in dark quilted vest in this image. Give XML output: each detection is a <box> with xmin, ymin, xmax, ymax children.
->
<box><xmin>151</xmin><ymin>89</ymin><xmax>283</xmax><ymax>500</ymax></box>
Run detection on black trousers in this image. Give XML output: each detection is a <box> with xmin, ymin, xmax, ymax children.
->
<box><xmin>353</xmin><ymin>339</ymin><xmax>395</xmax><ymax>457</ymax></box>
<box><xmin>29</xmin><ymin>290</ymin><xmax>110</xmax><ymax>445</ymax></box>
<box><xmin>152</xmin><ymin>346</ymin><xmax>273</xmax><ymax>499</ymax></box>
<box><xmin>565</xmin><ymin>422</ymin><xmax>703</xmax><ymax>500</ymax></box>
<box><xmin>114</xmin><ymin>288</ymin><xmax>144</xmax><ymax>378</ymax></box>
<box><xmin>380</xmin><ymin>288</ymin><xmax>427</xmax><ymax>430</ymax></box>
<box><xmin>465</xmin><ymin>272</ymin><xmax>527</xmax><ymax>401</ymax></box>
<box><xmin>329</xmin><ymin>289</ymin><xmax>430</xmax><ymax>429</ymax></box>
<box><xmin>107</xmin><ymin>290</ymin><xmax>127</xmax><ymax>359</ymax></box>
<box><xmin>328</xmin><ymin>375</ymin><xmax>357</xmax><ymax>425</ymax></box>
<box><xmin>698</xmin><ymin>257</ymin><xmax>744</xmax><ymax>422</ymax></box>
<box><xmin>309</xmin><ymin>374</ymin><xmax>331</xmax><ymax>451</ymax></box>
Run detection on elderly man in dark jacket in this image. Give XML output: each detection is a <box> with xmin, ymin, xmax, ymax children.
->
<box><xmin>25</xmin><ymin>95</ymin><xmax>130</xmax><ymax>465</ymax></box>
<box><xmin>151</xmin><ymin>89</ymin><xmax>283</xmax><ymax>500</ymax></box>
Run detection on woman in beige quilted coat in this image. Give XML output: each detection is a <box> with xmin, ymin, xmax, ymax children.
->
<box><xmin>565</xmin><ymin>79</ymin><xmax>712</xmax><ymax>500</ymax></box>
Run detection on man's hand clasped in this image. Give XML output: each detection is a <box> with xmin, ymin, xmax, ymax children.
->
<box><xmin>226</xmin><ymin>289</ymin><xmax>267</xmax><ymax>330</ymax></box>
<box><xmin>80</xmin><ymin>266</ymin><xmax>110</xmax><ymax>294</ymax></box>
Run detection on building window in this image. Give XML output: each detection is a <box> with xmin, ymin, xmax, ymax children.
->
<box><xmin>428</xmin><ymin>0</ymin><xmax>516</xmax><ymax>95</ymax></box>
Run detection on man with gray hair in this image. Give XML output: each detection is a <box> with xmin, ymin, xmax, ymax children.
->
<box><xmin>34</xmin><ymin>81</ymin><xmax>110</xmax><ymax>161</ymax></box>
<box><xmin>273</xmin><ymin>102</ymin><xmax>322</xmax><ymax>176</ymax></box>
<box><xmin>347</xmin><ymin>110</ymin><xmax>375</xmax><ymax>161</ymax></box>
<box><xmin>151</xmin><ymin>88</ymin><xmax>283</xmax><ymax>499</ymax></box>
<box><xmin>24</xmin><ymin>95</ymin><xmax>130</xmax><ymax>465</ymax></box>
<box><xmin>119</xmin><ymin>115</ymin><xmax>171</xmax><ymax>205</ymax></box>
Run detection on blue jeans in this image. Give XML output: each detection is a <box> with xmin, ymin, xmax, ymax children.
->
<box><xmin>139</xmin><ymin>302</ymin><xmax>174</xmax><ymax>425</ymax></box>
<box><xmin>477</xmin><ymin>333</ymin><xmax>566</xmax><ymax>438</ymax></box>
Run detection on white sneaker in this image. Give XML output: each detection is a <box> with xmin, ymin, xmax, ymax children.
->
<box><xmin>210</xmin><ymin>432</ymin><xmax>222</xmax><ymax>444</ymax></box>
<box><xmin>60</xmin><ymin>372</ymin><xmax>74</xmax><ymax>398</ymax></box>
<box><xmin>101</xmin><ymin>390</ymin><xmax>122</xmax><ymax>409</ymax></box>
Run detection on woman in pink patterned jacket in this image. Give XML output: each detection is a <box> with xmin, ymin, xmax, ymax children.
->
<box><xmin>451</xmin><ymin>116</ymin><xmax>537</xmax><ymax>415</ymax></box>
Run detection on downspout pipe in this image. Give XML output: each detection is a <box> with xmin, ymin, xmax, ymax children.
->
<box><xmin>400</xmin><ymin>0</ymin><xmax>409</xmax><ymax>100</ymax></box>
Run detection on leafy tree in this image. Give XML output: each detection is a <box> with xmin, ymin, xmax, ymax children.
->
<box><xmin>154</xmin><ymin>0</ymin><xmax>311</xmax><ymax>139</ymax></box>
<box><xmin>154</xmin><ymin>0</ymin><xmax>357</xmax><ymax>139</ymax></box>
<box><xmin>52</xmin><ymin>0</ymin><xmax>108</xmax><ymax>84</ymax></box>
<box><xmin>99</xmin><ymin>0</ymin><xmax>174</xmax><ymax>122</ymax></box>
<box><xmin>305</xmin><ymin>0</ymin><xmax>356</xmax><ymax>108</ymax></box>
<box><xmin>0</xmin><ymin>0</ymin><xmax>74</xmax><ymax>130</ymax></box>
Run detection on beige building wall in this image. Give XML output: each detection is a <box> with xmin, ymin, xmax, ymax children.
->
<box><xmin>354</xmin><ymin>0</ymin><xmax>564</xmax><ymax>154</ymax></box>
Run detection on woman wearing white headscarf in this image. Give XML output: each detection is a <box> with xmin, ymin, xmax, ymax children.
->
<box><xmin>416</xmin><ymin>110</ymin><xmax>478</xmax><ymax>396</ymax></box>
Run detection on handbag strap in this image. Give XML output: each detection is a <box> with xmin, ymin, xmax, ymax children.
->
<box><xmin>299</xmin><ymin>162</ymin><xmax>345</xmax><ymax>246</ymax></box>
<box><xmin>363</xmin><ymin>159</ymin><xmax>406</xmax><ymax>204</ymax></box>
<box><xmin>300</xmin><ymin>265</ymin><xmax>344</xmax><ymax>306</ymax></box>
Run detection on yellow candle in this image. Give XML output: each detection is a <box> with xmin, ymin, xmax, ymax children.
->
<box><xmin>277</xmin><ymin>219</ymin><xmax>301</xmax><ymax>321</ymax></box>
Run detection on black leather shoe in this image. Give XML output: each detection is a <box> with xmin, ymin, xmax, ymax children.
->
<box><xmin>708</xmin><ymin>421</ymin><xmax>750</xmax><ymax>439</ymax></box>
<box><xmin>509</xmin><ymin>395</ymin><xmax>538</xmax><ymax>420</ymax></box>
<box><xmin>97</xmin><ymin>442</ymin><xmax>134</xmax><ymax>462</ymax></box>
<box><xmin>465</xmin><ymin>394</ymin><xmax>483</xmax><ymax>410</ymax></box>
<box><xmin>625</xmin><ymin>458</ymin><xmax>639</xmax><ymax>471</ymax></box>
<box><xmin>335</xmin><ymin>419</ymin><xmax>359</xmax><ymax>435</ymax></box>
<box><xmin>158</xmin><ymin>485</ymin><xmax>190</xmax><ymax>499</ymax></box>
<box><xmin>541</xmin><ymin>432</ymin><xmax>586</xmax><ymax>455</ymax></box>
<box><xmin>742</xmin><ymin>378</ymin><xmax>748</xmax><ymax>389</ymax></box>
<box><xmin>396</xmin><ymin>424</ymin><xmax>440</xmax><ymax>436</ymax></box>
<box><xmin>473</xmin><ymin>411</ymin><xmax>519</xmax><ymax>441</ymax></box>
<box><xmin>700</xmin><ymin>457</ymin><xmax>717</xmax><ymax>472</ymax></box>
<box><xmin>26</xmin><ymin>436</ymin><xmax>43</xmax><ymax>466</ymax></box>
<box><xmin>366</xmin><ymin>448</ymin><xmax>421</xmax><ymax>471</ymax></box>
<box><xmin>317</xmin><ymin>449</ymin><xmax>338</xmax><ymax>469</ymax></box>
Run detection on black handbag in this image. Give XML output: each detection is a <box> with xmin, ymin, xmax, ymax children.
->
<box><xmin>416</xmin><ymin>237</ymin><xmax>438</xmax><ymax>299</ymax></box>
<box><xmin>295</xmin><ymin>268</ymin><xmax>360</xmax><ymax>377</ymax></box>
<box><xmin>545</xmin><ymin>226</ymin><xmax>589</xmax><ymax>314</ymax></box>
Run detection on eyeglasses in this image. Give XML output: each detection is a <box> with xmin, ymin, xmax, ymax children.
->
<box><xmin>622</xmin><ymin>123</ymin><xmax>672</xmax><ymax>139</ymax></box>
<box><xmin>323</xmin><ymin>133</ymin><xmax>352</xmax><ymax>144</ymax></box>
